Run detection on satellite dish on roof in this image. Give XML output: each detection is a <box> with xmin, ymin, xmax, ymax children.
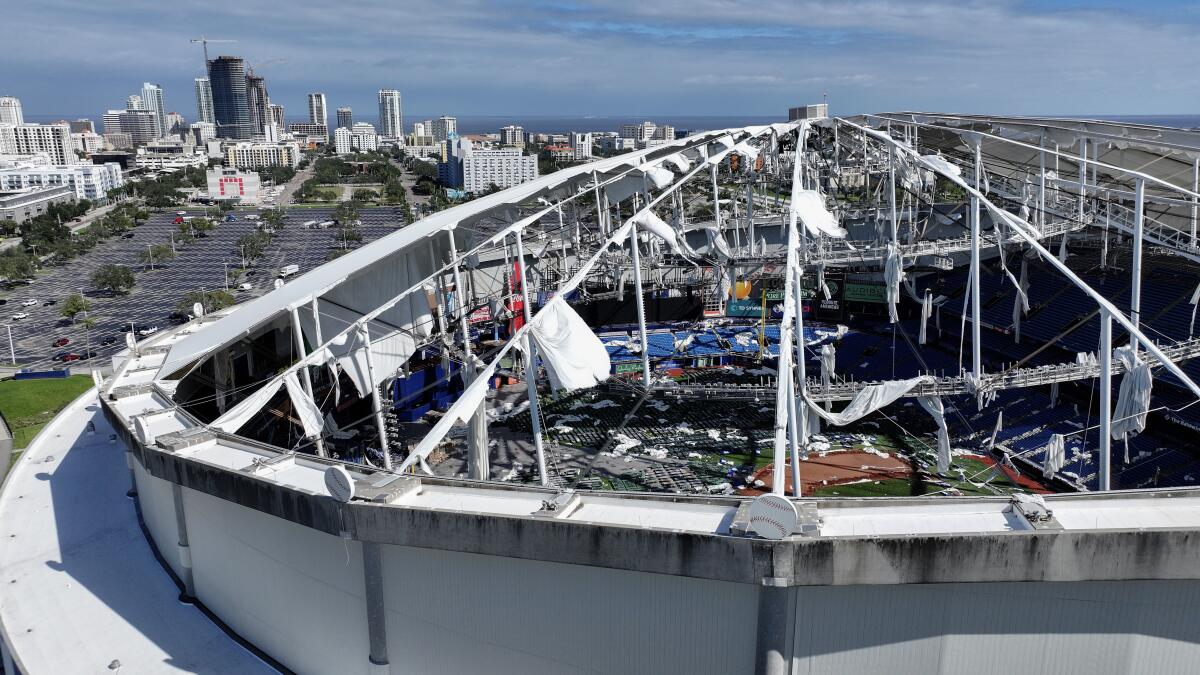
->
<box><xmin>747</xmin><ymin>494</ymin><xmax>797</xmax><ymax>540</ymax></box>
<box><xmin>274</xmin><ymin>278</ymin><xmax>285</xmax><ymax>289</ymax></box>
<box><xmin>193</xmin><ymin>302</ymin><xmax>205</xmax><ymax>318</ymax></box>
<box><xmin>324</xmin><ymin>465</ymin><xmax>355</xmax><ymax>503</ymax></box>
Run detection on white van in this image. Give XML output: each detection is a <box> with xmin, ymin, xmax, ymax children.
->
<box><xmin>246</xmin><ymin>214</ymin><xmax>260</xmax><ymax>221</ymax></box>
<box><xmin>237</xmin><ymin>282</ymin><xmax>253</xmax><ymax>291</ymax></box>
<box><xmin>303</xmin><ymin>220</ymin><xmax>318</xmax><ymax>228</ymax></box>
<box><xmin>279</xmin><ymin>264</ymin><xmax>300</xmax><ymax>278</ymax></box>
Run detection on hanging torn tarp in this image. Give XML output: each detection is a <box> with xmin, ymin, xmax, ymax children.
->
<box><xmin>917</xmin><ymin>395</ymin><xmax>951</xmax><ymax>474</ymax></box>
<box><xmin>792</xmin><ymin>190</ymin><xmax>846</xmax><ymax>239</ymax></box>
<box><xmin>805</xmin><ymin>376</ymin><xmax>932</xmax><ymax>426</ymax></box>
<box><xmin>519</xmin><ymin>297</ymin><xmax>611</xmax><ymax>392</ymax></box>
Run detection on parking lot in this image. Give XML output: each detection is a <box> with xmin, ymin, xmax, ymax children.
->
<box><xmin>2</xmin><ymin>205</ymin><xmax>410</xmax><ymax>370</ymax></box>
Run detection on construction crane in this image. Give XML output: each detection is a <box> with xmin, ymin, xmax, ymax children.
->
<box><xmin>190</xmin><ymin>36</ymin><xmax>237</xmax><ymax>70</ymax></box>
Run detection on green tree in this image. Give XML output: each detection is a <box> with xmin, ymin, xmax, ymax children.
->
<box><xmin>60</xmin><ymin>293</ymin><xmax>92</xmax><ymax>323</ymax></box>
<box><xmin>191</xmin><ymin>217</ymin><xmax>215</xmax><ymax>234</ymax></box>
<box><xmin>141</xmin><ymin>244</ymin><xmax>175</xmax><ymax>267</ymax></box>
<box><xmin>334</xmin><ymin>200</ymin><xmax>360</xmax><ymax>224</ymax></box>
<box><xmin>91</xmin><ymin>264</ymin><xmax>135</xmax><ymax>294</ymax></box>
<box><xmin>177</xmin><ymin>289</ymin><xmax>236</xmax><ymax>314</ymax></box>
<box><xmin>0</xmin><ymin>250</ymin><xmax>36</xmax><ymax>280</ymax></box>
<box><xmin>262</xmin><ymin>208</ymin><xmax>286</xmax><ymax>230</ymax></box>
<box><xmin>352</xmin><ymin>188</ymin><xmax>379</xmax><ymax>203</ymax></box>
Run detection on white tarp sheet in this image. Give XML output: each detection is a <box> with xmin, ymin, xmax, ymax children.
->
<box><xmin>792</xmin><ymin>190</ymin><xmax>846</xmax><ymax>238</ymax></box>
<box><xmin>884</xmin><ymin>242</ymin><xmax>904</xmax><ymax>323</ymax></box>
<box><xmin>640</xmin><ymin>164</ymin><xmax>675</xmax><ymax>190</ymax></box>
<box><xmin>211</xmin><ymin>378</ymin><xmax>284</xmax><ymax>434</ymax></box>
<box><xmin>917</xmin><ymin>395</ymin><xmax>951</xmax><ymax>474</ymax></box>
<box><xmin>1112</xmin><ymin>345</ymin><xmax>1153</xmax><ymax>440</ymax></box>
<box><xmin>806</xmin><ymin>376</ymin><xmax>930</xmax><ymax>426</ymax></box>
<box><xmin>631</xmin><ymin>210</ymin><xmax>693</xmax><ymax>258</ymax></box>
<box><xmin>284</xmin><ymin>371</ymin><xmax>324</xmax><ymax>438</ymax></box>
<box><xmin>522</xmin><ymin>297</ymin><xmax>611</xmax><ymax>392</ymax></box>
<box><xmin>662</xmin><ymin>153</ymin><xmax>691</xmax><ymax>173</ymax></box>
<box><xmin>1042</xmin><ymin>433</ymin><xmax>1065</xmax><ymax>478</ymax></box>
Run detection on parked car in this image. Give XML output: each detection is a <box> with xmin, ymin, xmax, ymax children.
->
<box><xmin>61</xmin><ymin>353</ymin><xmax>82</xmax><ymax>362</ymax></box>
<box><xmin>237</xmin><ymin>283</ymin><xmax>253</xmax><ymax>291</ymax></box>
<box><xmin>43</xmin><ymin>299</ymin><xmax>56</xmax><ymax>306</ymax></box>
<box><xmin>224</xmin><ymin>214</ymin><xmax>237</xmax><ymax>222</ymax></box>
<box><xmin>123</xmin><ymin>232</ymin><xmax>136</xmax><ymax>239</ymax></box>
<box><xmin>20</xmin><ymin>298</ymin><xmax>37</xmax><ymax>307</ymax></box>
<box><xmin>100</xmin><ymin>336</ymin><xmax>118</xmax><ymax>346</ymax></box>
<box><xmin>137</xmin><ymin>325</ymin><xmax>159</xmax><ymax>336</ymax></box>
<box><xmin>176</xmin><ymin>211</ymin><xmax>187</xmax><ymax>216</ymax></box>
<box><xmin>52</xmin><ymin>337</ymin><xmax>70</xmax><ymax>347</ymax></box>
<box><xmin>11</xmin><ymin>312</ymin><xmax>28</xmax><ymax>320</ymax></box>
<box><xmin>166</xmin><ymin>311</ymin><xmax>191</xmax><ymax>325</ymax></box>
<box><xmin>173</xmin><ymin>216</ymin><xmax>185</xmax><ymax>224</ymax></box>
<box><xmin>0</xmin><ymin>299</ymin><xmax>7</xmax><ymax>305</ymax></box>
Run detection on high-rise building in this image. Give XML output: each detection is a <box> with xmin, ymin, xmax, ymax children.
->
<box><xmin>569</xmin><ymin>132</ymin><xmax>593</xmax><ymax>160</ymax></box>
<box><xmin>412</xmin><ymin>120</ymin><xmax>428</xmax><ymax>137</ymax></box>
<box><xmin>307</xmin><ymin>93</ymin><xmax>327</xmax><ymax>126</ymax></box>
<box><xmin>189</xmin><ymin>122</ymin><xmax>216</xmax><ymax>145</ymax></box>
<box><xmin>336</xmin><ymin>106</ymin><xmax>353</xmax><ymax>129</ymax></box>
<box><xmin>246</xmin><ymin>71</ymin><xmax>269</xmax><ymax>137</ymax></box>
<box><xmin>126</xmin><ymin>95</ymin><xmax>143</xmax><ymax>110</ymax></box>
<box><xmin>141</xmin><ymin>82</ymin><xmax>167</xmax><ymax>138</ymax></box>
<box><xmin>378</xmin><ymin>89</ymin><xmax>402</xmax><ymax>139</ymax></box>
<box><xmin>620</xmin><ymin>121</ymin><xmax>657</xmax><ymax>142</ymax></box>
<box><xmin>441</xmin><ymin>138</ymin><xmax>537</xmax><ymax>193</ymax></box>
<box><xmin>432</xmin><ymin>116</ymin><xmax>457</xmax><ymax>143</ymax></box>
<box><xmin>115</xmin><ymin>110</ymin><xmax>159</xmax><ymax>145</ymax></box>
<box><xmin>0</xmin><ymin>124</ymin><xmax>76</xmax><ymax>164</ymax></box>
<box><xmin>289</xmin><ymin>122</ymin><xmax>328</xmax><ymax>145</ymax></box>
<box><xmin>194</xmin><ymin>78</ymin><xmax>215</xmax><ymax>124</ymax></box>
<box><xmin>500</xmin><ymin>125</ymin><xmax>525</xmax><ymax>148</ymax></box>
<box><xmin>0</xmin><ymin>97</ymin><xmax>23</xmax><ymax>125</ymax></box>
<box><xmin>208</xmin><ymin>56</ymin><xmax>252</xmax><ymax>139</ymax></box>
<box><xmin>224</xmin><ymin>141</ymin><xmax>301</xmax><ymax>169</ymax></box>
<box><xmin>69</xmin><ymin>119</ymin><xmax>94</xmax><ymax>134</ymax></box>
<box><xmin>268</xmin><ymin>103</ymin><xmax>285</xmax><ymax>131</ymax></box>
<box><xmin>165</xmin><ymin>112</ymin><xmax>186</xmax><ymax>135</ymax></box>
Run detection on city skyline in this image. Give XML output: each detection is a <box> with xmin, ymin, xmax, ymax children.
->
<box><xmin>5</xmin><ymin>0</ymin><xmax>1200</xmax><ymax>121</ymax></box>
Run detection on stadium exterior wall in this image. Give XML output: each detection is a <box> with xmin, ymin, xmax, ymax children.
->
<box><xmin>109</xmin><ymin>401</ymin><xmax>1200</xmax><ymax>675</ymax></box>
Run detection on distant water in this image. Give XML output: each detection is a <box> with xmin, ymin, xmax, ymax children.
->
<box><xmin>22</xmin><ymin>112</ymin><xmax>1200</xmax><ymax>134</ymax></box>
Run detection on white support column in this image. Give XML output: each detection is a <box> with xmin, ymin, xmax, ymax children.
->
<box><xmin>1078</xmin><ymin>137</ymin><xmax>1087</xmax><ymax>224</ymax></box>
<box><xmin>1099</xmin><ymin>309</ymin><xmax>1112</xmax><ymax>491</ymax></box>
<box><xmin>971</xmin><ymin>145</ymin><xmax>983</xmax><ymax>380</ymax></box>
<box><xmin>1038</xmin><ymin>132</ymin><xmax>1047</xmax><ymax>230</ymax></box>
<box><xmin>290</xmin><ymin>306</ymin><xmax>327</xmax><ymax>457</ymax></box>
<box><xmin>792</xmin><ymin>264</ymin><xmax>807</xmax><ymax>495</ymax></box>
<box><xmin>515</xmin><ymin>230</ymin><xmax>550</xmax><ymax>485</ymax></box>
<box><xmin>746</xmin><ymin>182</ymin><xmax>755</xmax><ymax>255</ymax></box>
<box><xmin>1191</xmin><ymin>157</ymin><xmax>1198</xmax><ymax>249</ymax></box>
<box><xmin>888</xmin><ymin>145</ymin><xmax>898</xmax><ymax>243</ymax></box>
<box><xmin>1131</xmin><ymin>177</ymin><xmax>1145</xmax><ymax>350</ymax></box>
<box><xmin>711</xmin><ymin>163</ymin><xmax>723</xmax><ymax>243</ymax></box>
<box><xmin>771</xmin><ymin>318</ymin><xmax>792</xmax><ymax>497</ymax></box>
<box><xmin>628</xmin><ymin>220</ymin><xmax>653</xmax><ymax>388</ymax></box>
<box><xmin>449</xmin><ymin>230</ymin><xmax>488</xmax><ymax>481</ymax></box>
<box><xmin>359</xmin><ymin>323</ymin><xmax>391</xmax><ymax>471</ymax></box>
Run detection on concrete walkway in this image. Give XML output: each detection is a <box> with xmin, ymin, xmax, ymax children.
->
<box><xmin>0</xmin><ymin>389</ymin><xmax>275</xmax><ymax>674</ymax></box>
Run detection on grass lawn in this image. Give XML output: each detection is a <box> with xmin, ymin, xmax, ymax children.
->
<box><xmin>811</xmin><ymin>478</ymin><xmax>923</xmax><ymax>497</ymax></box>
<box><xmin>0</xmin><ymin>375</ymin><xmax>94</xmax><ymax>449</ymax></box>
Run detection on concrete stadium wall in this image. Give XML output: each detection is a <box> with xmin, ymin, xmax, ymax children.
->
<box><xmin>791</xmin><ymin>580</ymin><xmax>1200</xmax><ymax>674</ymax></box>
<box><xmin>132</xmin><ymin>460</ymin><xmax>183</xmax><ymax>579</ymax></box>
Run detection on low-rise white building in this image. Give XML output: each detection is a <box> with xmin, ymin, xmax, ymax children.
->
<box><xmin>597</xmin><ymin>136</ymin><xmax>636</xmax><ymax>153</ymax></box>
<box><xmin>570</xmin><ymin>132</ymin><xmax>593</xmax><ymax>160</ymax></box>
<box><xmin>73</xmin><ymin>131</ymin><xmax>105</xmax><ymax>156</ymax></box>
<box><xmin>0</xmin><ymin>155</ymin><xmax>123</xmax><ymax>201</ymax></box>
<box><xmin>190</xmin><ymin>122</ymin><xmax>216</xmax><ymax>145</ymax></box>
<box><xmin>223</xmin><ymin>141</ymin><xmax>301</xmax><ymax>169</ymax></box>
<box><xmin>442</xmin><ymin>138</ymin><xmax>538</xmax><ymax>193</ymax></box>
<box><xmin>206</xmin><ymin>167</ymin><xmax>261</xmax><ymax>203</ymax></box>
<box><xmin>0</xmin><ymin>123</ymin><xmax>76</xmax><ymax>164</ymax></box>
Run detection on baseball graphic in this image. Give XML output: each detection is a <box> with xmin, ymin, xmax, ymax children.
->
<box><xmin>747</xmin><ymin>494</ymin><xmax>798</xmax><ymax>540</ymax></box>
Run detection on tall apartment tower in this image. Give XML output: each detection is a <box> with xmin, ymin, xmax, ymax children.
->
<box><xmin>307</xmin><ymin>93</ymin><xmax>327</xmax><ymax>126</ymax></box>
<box><xmin>0</xmin><ymin>97</ymin><xmax>24</xmax><ymax>125</ymax></box>
<box><xmin>208</xmin><ymin>56</ymin><xmax>252</xmax><ymax>139</ymax></box>
<box><xmin>378</xmin><ymin>89</ymin><xmax>402</xmax><ymax>139</ymax></box>
<box><xmin>194</xmin><ymin>78</ymin><xmax>215</xmax><ymax>124</ymax></box>
<box><xmin>432</xmin><ymin>116</ymin><xmax>457</xmax><ymax>142</ymax></box>
<box><xmin>246</xmin><ymin>71</ymin><xmax>270</xmax><ymax>137</ymax></box>
<box><xmin>268</xmin><ymin>103</ymin><xmax>285</xmax><ymax>131</ymax></box>
<box><xmin>336</xmin><ymin>106</ymin><xmax>353</xmax><ymax>129</ymax></box>
<box><xmin>140</xmin><ymin>82</ymin><xmax>166</xmax><ymax>138</ymax></box>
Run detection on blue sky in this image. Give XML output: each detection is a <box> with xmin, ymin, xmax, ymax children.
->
<box><xmin>7</xmin><ymin>0</ymin><xmax>1200</xmax><ymax>122</ymax></box>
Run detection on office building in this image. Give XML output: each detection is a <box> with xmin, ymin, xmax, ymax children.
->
<box><xmin>126</xmin><ymin>94</ymin><xmax>143</xmax><ymax>110</ymax></box>
<box><xmin>194</xmin><ymin>77</ymin><xmax>215</xmax><ymax>124</ymax></box>
<box><xmin>134</xmin><ymin>141</ymin><xmax>208</xmax><ymax>171</ymax></box>
<box><xmin>619</xmin><ymin>121</ymin><xmax>657</xmax><ymax>142</ymax></box>
<box><xmin>208</xmin><ymin>56</ymin><xmax>252</xmax><ymax>139</ymax></box>
<box><xmin>0</xmin><ymin>155</ymin><xmax>123</xmax><ymax>201</ymax></box>
<box><xmin>569</xmin><ymin>132</ymin><xmax>593</xmax><ymax>160</ymax></box>
<box><xmin>654</xmin><ymin>125</ymin><xmax>675</xmax><ymax>141</ymax></box>
<box><xmin>333</xmin><ymin>126</ymin><xmax>352</xmax><ymax>155</ymax></box>
<box><xmin>189</xmin><ymin>122</ymin><xmax>216</xmax><ymax>145</ymax></box>
<box><xmin>206</xmin><ymin>167</ymin><xmax>261</xmax><ymax>203</ymax></box>
<box><xmin>412</xmin><ymin>120</ymin><xmax>429</xmax><ymax>137</ymax></box>
<box><xmin>141</xmin><ymin>82</ymin><xmax>167</xmax><ymax>137</ymax></box>
<box><xmin>268</xmin><ymin>103</ymin><xmax>285</xmax><ymax>131</ymax></box>
<box><xmin>0</xmin><ymin>97</ymin><xmax>23</xmax><ymax>125</ymax></box>
<box><xmin>72</xmin><ymin>132</ymin><xmax>105</xmax><ymax>156</ymax></box>
<box><xmin>333</xmin><ymin>123</ymin><xmax>378</xmax><ymax>155</ymax></box>
<box><xmin>597</xmin><ymin>135</ymin><xmax>636</xmax><ymax>153</ymax></box>
<box><xmin>224</xmin><ymin>140</ymin><xmax>301</xmax><ymax>169</ymax></box>
<box><xmin>0</xmin><ymin>123</ymin><xmax>76</xmax><ymax>164</ymax></box>
<box><xmin>500</xmin><ymin>125</ymin><xmax>525</xmax><ymax>148</ymax></box>
<box><xmin>0</xmin><ymin>185</ymin><xmax>76</xmax><ymax>224</ymax></box>
<box><xmin>378</xmin><ymin>89</ymin><xmax>402</xmax><ymax>139</ymax></box>
<box><xmin>432</xmin><ymin>116</ymin><xmax>457</xmax><ymax>142</ymax></box>
<box><xmin>112</xmin><ymin>110</ymin><xmax>159</xmax><ymax>146</ymax></box>
<box><xmin>69</xmin><ymin>119</ymin><xmax>94</xmax><ymax>134</ymax></box>
<box><xmin>441</xmin><ymin>138</ymin><xmax>537</xmax><ymax>193</ymax></box>
<box><xmin>289</xmin><ymin>122</ymin><xmax>327</xmax><ymax>145</ymax></box>
<box><xmin>102</xmin><ymin>132</ymin><xmax>132</xmax><ymax>150</ymax></box>
<box><xmin>336</xmin><ymin>106</ymin><xmax>353</xmax><ymax>129</ymax></box>
<box><xmin>165</xmin><ymin>112</ymin><xmax>186</xmax><ymax>135</ymax></box>
<box><xmin>246</xmin><ymin>72</ymin><xmax>270</xmax><ymax>137</ymax></box>
<box><xmin>307</xmin><ymin>93</ymin><xmax>327</xmax><ymax>126</ymax></box>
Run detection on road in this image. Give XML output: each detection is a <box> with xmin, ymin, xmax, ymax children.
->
<box><xmin>1</xmin><ymin>205</ymin><xmax>411</xmax><ymax>370</ymax></box>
